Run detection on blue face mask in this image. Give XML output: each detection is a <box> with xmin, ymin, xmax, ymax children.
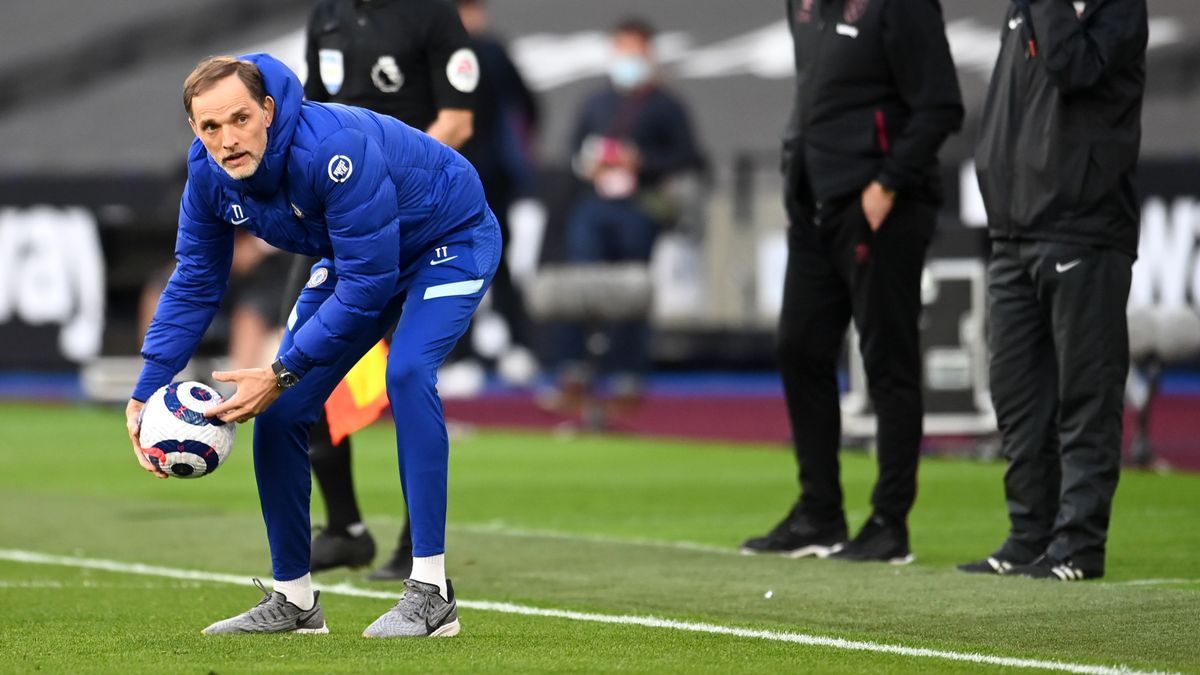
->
<box><xmin>609</xmin><ymin>56</ymin><xmax>652</xmax><ymax>91</ymax></box>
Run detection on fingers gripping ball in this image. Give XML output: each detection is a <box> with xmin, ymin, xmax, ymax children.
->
<box><xmin>138</xmin><ymin>382</ymin><xmax>237</xmax><ymax>478</ymax></box>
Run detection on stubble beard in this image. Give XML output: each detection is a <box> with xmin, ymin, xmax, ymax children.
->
<box><xmin>221</xmin><ymin>151</ymin><xmax>262</xmax><ymax>180</ymax></box>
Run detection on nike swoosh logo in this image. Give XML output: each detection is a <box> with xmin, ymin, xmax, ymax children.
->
<box><xmin>1056</xmin><ymin>259</ymin><xmax>1083</xmax><ymax>273</ymax></box>
<box><xmin>231</xmin><ymin>217</ymin><xmax>250</xmax><ymax>225</ymax></box>
<box><xmin>430</xmin><ymin>256</ymin><xmax>458</xmax><ymax>266</ymax></box>
<box><xmin>425</xmin><ymin>606</ymin><xmax>452</xmax><ymax>635</ymax></box>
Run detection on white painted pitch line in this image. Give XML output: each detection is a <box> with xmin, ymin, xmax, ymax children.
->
<box><xmin>0</xmin><ymin>549</ymin><xmax>1172</xmax><ymax>675</ymax></box>
<box><xmin>1109</xmin><ymin>578</ymin><xmax>1199</xmax><ymax>587</ymax></box>
<box><xmin>0</xmin><ymin>579</ymin><xmax>209</xmax><ymax>590</ymax></box>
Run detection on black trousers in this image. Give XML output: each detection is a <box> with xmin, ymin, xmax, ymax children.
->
<box><xmin>778</xmin><ymin>193</ymin><xmax>934</xmax><ymax>525</ymax></box>
<box><xmin>988</xmin><ymin>239</ymin><xmax>1131</xmax><ymax>571</ymax></box>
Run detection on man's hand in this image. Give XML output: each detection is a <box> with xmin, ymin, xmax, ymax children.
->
<box><xmin>127</xmin><ymin>399</ymin><xmax>168</xmax><ymax>479</ymax></box>
<box><xmin>204</xmin><ymin>368</ymin><xmax>282</xmax><ymax>424</ymax></box>
<box><xmin>861</xmin><ymin>181</ymin><xmax>897</xmax><ymax>232</ymax></box>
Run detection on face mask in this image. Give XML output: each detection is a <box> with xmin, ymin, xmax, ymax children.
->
<box><xmin>609</xmin><ymin>56</ymin><xmax>652</xmax><ymax>91</ymax></box>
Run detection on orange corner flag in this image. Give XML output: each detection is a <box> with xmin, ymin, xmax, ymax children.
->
<box><xmin>324</xmin><ymin>340</ymin><xmax>390</xmax><ymax>445</ymax></box>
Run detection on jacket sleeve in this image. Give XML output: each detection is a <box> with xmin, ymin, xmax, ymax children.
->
<box><xmin>569</xmin><ymin>94</ymin><xmax>594</xmax><ymax>157</ymax></box>
<box><xmin>496</xmin><ymin>44</ymin><xmax>541</xmax><ymax>197</ymax></box>
<box><xmin>636</xmin><ymin>94</ymin><xmax>703</xmax><ymax>183</ymax></box>
<box><xmin>425</xmin><ymin>0</ymin><xmax>476</xmax><ymax>111</ymax></box>
<box><xmin>1029</xmin><ymin>0</ymin><xmax>1148</xmax><ymax>95</ymax></box>
<box><xmin>782</xmin><ymin>0</ymin><xmax>803</xmax><ymax>153</ymax></box>
<box><xmin>782</xmin><ymin>91</ymin><xmax>804</xmax><ymax>177</ymax></box>
<box><xmin>304</xmin><ymin>3</ymin><xmax>330</xmax><ymax>102</ymax></box>
<box><xmin>504</xmin><ymin>47</ymin><xmax>540</xmax><ymax>132</ymax></box>
<box><xmin>132</xmin><ymin>179</ymin><xmax>234</xmax><ymax>401</ymax></box>
<box><xmin>878</xmin><ymin>0</ymin><xmax>965</xmax><ymax>192</ymax></box>
<box><xmin>568</xmin><ymin>94</ymin><xmax>597</xmax><ymax>177</ymax></box>
<box><xmin>280</xmin><ymin>129</ymin><xmax>400</xmax><ymax>378</ymax></box>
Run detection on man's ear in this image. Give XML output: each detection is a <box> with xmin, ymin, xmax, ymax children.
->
<box><xmin>187</xmin><ymin>117</ymin><xmax>199</xmax><ymax>138</ymax></box>
<box><xmin>263</xmin><ymin>96</ymin><xmax>276</xmax><ymax>127</ymax></box>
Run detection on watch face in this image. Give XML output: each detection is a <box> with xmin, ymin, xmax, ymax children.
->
<box><xmin>273</xmin><ymin>361</ymin><xmax>299</xmax><ymax>388</ymax></box>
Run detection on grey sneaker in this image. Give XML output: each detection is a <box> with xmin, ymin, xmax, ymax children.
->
<box><xmin>202</xmin><ymin>578</ymin><xmax>329</xmax><ymax>635</ymax></box>
<box><xmin>362</xmin><ymin>578</ymin><xmax>460</xmax><ymax>638</ymax></box>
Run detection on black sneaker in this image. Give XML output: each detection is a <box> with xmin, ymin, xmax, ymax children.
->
<box><xmin>740</xmin><ymin>504</ymin><xmax>847</xmax><ymax>558</ymax></box>
<box><xmin>957</xmin><ymin>556</ymin><xmax>1019</xmax><ymax>575</ymax></box>
<box><xmin>828</xmin><ymin>514</ymin><xmax>914</xmax><ymax>564</ymax></box>
<box><xmin>310</xmin><ymin>528</ymin><xmax>376</xmax><ymax>573</ymax></box>
<box><xmin>1009</xmin><ymin>554</ymin><xmax>1102</xmax><ymax>581</ymax></box>
<box><xmin>367</xmin><ymin>541</ymin><xmax>413</xmax><ymax>581</ymax></box>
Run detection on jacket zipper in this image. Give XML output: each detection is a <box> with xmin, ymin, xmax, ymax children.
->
<box><xmin>874</xmin><ymin>109</ymin><xmax>890</xmax><ymax>155</ymax></box>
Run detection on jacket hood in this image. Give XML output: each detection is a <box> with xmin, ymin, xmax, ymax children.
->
<box><xmin>202</xmin><ymin>52</ymin><xmax>303</xmax><ymax>197</ymax></box>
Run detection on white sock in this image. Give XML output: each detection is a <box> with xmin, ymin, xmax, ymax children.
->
<box><xmin>274</xmin><ymin>573</ymin><xmax>315</xmax><ymax>610</ymax></box>
<box><xmin>410</xmin><ymin>554</ymin><xmax>447</xmax><ymax>600</ymax></box>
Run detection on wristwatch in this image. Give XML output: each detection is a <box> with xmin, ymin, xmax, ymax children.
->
<box><xmin>271</xmin><ymin>359</ymin><xmax>301</xmax><ymax>389</ymax></box>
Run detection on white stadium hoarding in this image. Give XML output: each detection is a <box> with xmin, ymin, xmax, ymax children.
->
<box><xmin>0</xmin><ymin>206</ymin><xmax>105</xmax><ymax>367</ymax></box>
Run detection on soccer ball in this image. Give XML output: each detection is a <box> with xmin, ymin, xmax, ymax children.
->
<box><xmin>138</xmin><ymin>381</ymin><xmax>236</xmax><ymax>478</ymax></box>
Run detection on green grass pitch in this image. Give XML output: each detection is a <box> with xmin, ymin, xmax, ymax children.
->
<box><xmin>0</xmin><ymin>403</ymin><xmax>1197</xmax><ymax>673</ymax></box>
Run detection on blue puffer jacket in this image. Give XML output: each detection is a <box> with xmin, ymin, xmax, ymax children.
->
<box><xmin>133</xmin><ymin>53</ymin><xmax>488</xmax><ymax>401</ymax></box>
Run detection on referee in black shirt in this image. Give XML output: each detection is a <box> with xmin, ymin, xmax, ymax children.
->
<box><xmin>305</xmin><ymin>0</ymin><xmax>476</xmax><ymax>144</ymax></box>
<box><xmin>296</xmin><ymin>0</ymin><xmax>478</xmax><ymax>581</ymax></box>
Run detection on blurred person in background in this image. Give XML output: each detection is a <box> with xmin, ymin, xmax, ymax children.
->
<box><xmin>454</xmin><ymin>0</ymin><xmax>541</xmax><ymax>385</ymax></box>
<box><xmin>960</xmin><ymin>0</ymin><xmax>1147</xmax><ymax>582</ymax></box>
<box><xmin>550</xmin><ymin>17</ymin><xmax>703</xmax><ymax>410</ymax></box>
<box><xmin>742</xmin><ymin>0</ymin><xmax>962</xmax><ymax>563</ymax></box>
<box><xmin>139</xmin><ymin>230</ymin><xmax>289</xmax><ymax>371</ymax></box>
<box><xmin>300</xmin><ymin>0</ymin><xmax>478</xmax><ymax>581</ymax></box>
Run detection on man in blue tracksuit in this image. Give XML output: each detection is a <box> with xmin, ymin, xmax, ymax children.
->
<box><xmin>123</xmin><ymin>53</ymin><xmax>498</xmax><ymax>638</ymax></box>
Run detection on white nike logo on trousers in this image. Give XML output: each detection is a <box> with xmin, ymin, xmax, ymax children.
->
<box><xmin>1056</xmin><ymin>259</ymin><xmax>1083</xmax><ymax>273</ymax></box>
<box><xmin>430</xmin><ymin>256</ymin><xmax>458</xmax><ymax>266</ymax></box>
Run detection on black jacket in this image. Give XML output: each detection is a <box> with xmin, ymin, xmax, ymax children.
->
<box><xmin>784</xmin><ymin>0</ymin><xmax>963</xmax><ymax>205</ymax></box>
<box><xmin>975</xmin><ymin>0</ymin><xmax>1147</xmax><ymax>255</ymax></box>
